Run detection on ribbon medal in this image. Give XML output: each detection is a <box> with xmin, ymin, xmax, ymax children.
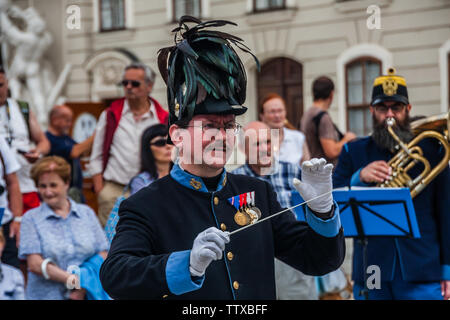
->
<box><xmin>228</xmin><ymin>191</ymin><xmax>261</xmax><ymax>226</ymax></box>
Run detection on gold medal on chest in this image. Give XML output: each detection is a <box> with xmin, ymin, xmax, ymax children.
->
<box><xmin>234</xmin><ymin>208</ymin><xmax>250</xmax><ymax>226</ymax></box>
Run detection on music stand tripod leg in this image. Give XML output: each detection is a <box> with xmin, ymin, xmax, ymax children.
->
<box><xmin>350</xmin><ymin>198</ymin><xmax>369</xmax><ymax>300</ymax></box>
<box><xmin>360</xmin><ymin>238</ymin><xmax>369</xmax><ymax>300</ymax></box>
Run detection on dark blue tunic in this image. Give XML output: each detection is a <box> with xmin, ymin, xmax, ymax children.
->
<box><xmin>100</xmin><ymin>164</ymin><xmax>345</xmax><ymax>299</ymax></box>
<box><xmin>333</xmin><ymin>136</ymin><xmax>450</xmax><ymax>283</ymax></box>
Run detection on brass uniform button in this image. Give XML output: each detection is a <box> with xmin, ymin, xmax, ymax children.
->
<box><xmin>220</xmin><ymin>223</ymin><xmax>227</xmax><ymax>231</ymax></box>
<box><xmin>227</xmin><ymin>252</ymin><xmax>234</xmax><ymax>261</ymax></box>
<box><xmin>214</xmin><ymin>197</ymin><xmax>219</xmax><ymax>205</ymax></box>
<box><xmin>233</xmin><ymin>281</ymin><xmax>239</xmax><ymax>290</ymax></box>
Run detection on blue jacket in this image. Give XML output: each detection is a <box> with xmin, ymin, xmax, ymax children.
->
<box><xmin>333</xmin><ymin>136</ymin><xmax>450</xmax><ymax>283</ymax></box>
<box><xmin>100</xmin><ymin>164</ymin><xmax>345</xmax><ymax>299</ymax></box>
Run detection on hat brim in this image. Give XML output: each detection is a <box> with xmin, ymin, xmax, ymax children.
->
<box><xmin>194</xmin><ymin>97</ymin><xmax>247</xmax><ymax>116</ymax></box>
<box><xmin>166</xmin><ymin>98</ymin><xmax>247</xmax><ymax>145</ymax></box>
<box><xmin>371</xmin><ymin>94</ymin><xmax>409</xmax><ymax>106</ymax></box>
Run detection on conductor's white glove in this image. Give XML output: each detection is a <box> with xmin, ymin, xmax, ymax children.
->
<box><xmin>293</xmin><ymin>158</ymin><xmax>334</xmax><ymax>214</ymax></box>
<box><xmin>189</xmin><ymin>227</ymin><xmax>230</xmax><ymax>277</ymax></box>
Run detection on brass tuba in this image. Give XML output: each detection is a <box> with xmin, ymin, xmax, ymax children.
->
<box><xmin>376</xmin><ymin>112</ymin><xmax>450</xmax><ymax>198</ymax></box>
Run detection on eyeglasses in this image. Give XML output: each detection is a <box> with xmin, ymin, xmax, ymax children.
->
<box><xmin>264</xmin><ymin>108</ymin><xmax>285</xmax><ymax>115</ymax></box>
<box><xmin>373</xmin><ymin>103</ymin><xmax>406</xmax><ymax>113</ymax></box>
<box><xmin>121</xmin><ymin>80</ymin><xmax>141</xmax><ymax>88</ymax></box>
<box><xmin>185</xmin><ymin>122</ymin><xmax>242</xmax><ymax>136</ymax></box>
<box><xmin>150</xmin><ymin>139</ymin><xmax>167</xmax><ymax>147</ymax></box>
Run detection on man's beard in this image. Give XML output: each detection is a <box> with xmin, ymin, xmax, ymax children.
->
<box><xmin>371</xmin><ymin>113</ymin><xmax>414</xmax><ymax>152</ymax></box>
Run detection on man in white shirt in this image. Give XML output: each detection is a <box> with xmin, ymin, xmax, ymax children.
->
<box><xmin>0</xmin><ymin>137</ymin><xmax>22</xmax><ymax>269</ymax></box>
<box><xmin>89</xmin><ymin>63</ymin><xmax>168</xmax><ymax>226</ymax></box>
<box><xmin>0</xmin><ymin>67</ymin><xmax>49</xmax><ymax>216</ymax></box>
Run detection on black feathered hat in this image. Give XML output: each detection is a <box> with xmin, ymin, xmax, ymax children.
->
<box><xmin>158</xmin><ymin>16</ymin><xmax>260</xmax><ymax>128</ymax></box>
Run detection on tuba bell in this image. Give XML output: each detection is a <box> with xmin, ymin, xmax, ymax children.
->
<box><xmin>376</xmin><ymin>112</ymin><xmax>450</xmax><ymax>198</ymax></box>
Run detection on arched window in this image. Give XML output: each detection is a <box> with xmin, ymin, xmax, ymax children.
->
<box><xmin>253</xmin><ymin>0</ymin><xmax>286</xmax><ymax>12</ymax></box>
<box><xmin>345</xmin><ymin>57</ymin><xmax>381</xmax><ymax>136</ymax></box>
<box><xmin>257</xmin><ymin>57</ymin><xmax>303</xmax><ymax>129</ymax></box>
<box><xmin>173</xmin><ymin>0</ymin><xmax>201</xmax><ymax>21</ymax></box>
<box><xmin>100</xmin><ymin>0</ymin><xmax>126</xmax><ymax>32</ymax></box>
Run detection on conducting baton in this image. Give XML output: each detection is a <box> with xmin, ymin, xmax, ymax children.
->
<box><xmin>228</xmin><ymin>190</ymin><xmax>334</xmax><ymax>236</ymax></box>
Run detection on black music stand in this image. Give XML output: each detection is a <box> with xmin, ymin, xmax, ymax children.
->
<box><xmin>292</xmin><ymin>187</ymin><xmax>420</xmax><ymax>300</ymax></box>
<box><xmin>333</xmin><ymin>187</ymin><xmax>420</xmax><ymax>300</ymax></box>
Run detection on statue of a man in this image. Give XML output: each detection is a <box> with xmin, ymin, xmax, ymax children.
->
<box><xmin>0</xmin><ymin>5</ymin><xmax>53</xmax><ymax>124</ymax></box>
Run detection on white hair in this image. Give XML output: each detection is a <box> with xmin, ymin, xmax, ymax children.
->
<box><xmin>124</xmin><ymin>62</ymin><xmax>156</xmax><ymax>84</ymax></box>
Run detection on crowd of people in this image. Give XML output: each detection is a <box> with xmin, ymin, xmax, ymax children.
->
<box><xmin>0</xmin><ymin>62</ymin><xmax>171</xmax><ymax>299</ymax></box>
<box><xmin>0</xmin><ymin>17</ymin><xmax>449</xmax><ymax>301</ymax></box>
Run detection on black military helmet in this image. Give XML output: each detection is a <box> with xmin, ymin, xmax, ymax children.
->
<box><xmin>371</xmin><ymin>67</ymin><xmax>409</xmax><ymax>106</ymax></box>
<box><xmin>157</xmin><ymin>16</ymin><xmax>260</xmax><ymax>128</ymax></box>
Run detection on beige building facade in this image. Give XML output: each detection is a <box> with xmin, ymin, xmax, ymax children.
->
<box><xmin>10</xmin><ymin>0</ymin><xmax>450</xmax><ymax>135</ymax></box>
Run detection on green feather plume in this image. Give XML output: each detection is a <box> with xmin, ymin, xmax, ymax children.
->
<box><xmin>157</xmin><ymin>15</ymin><xmax>260</xmax><ymax>125</ymax></box>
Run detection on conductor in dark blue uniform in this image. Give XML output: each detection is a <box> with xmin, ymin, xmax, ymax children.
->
<box><xmin>333</xmin><ymin>68</ymin><xmax>450</xmax><ymax>300</ymax></box>
<box><xmin>100</xmin><ymin>16</ymin><xmax>345</xmax><ymax>300</ymax></box>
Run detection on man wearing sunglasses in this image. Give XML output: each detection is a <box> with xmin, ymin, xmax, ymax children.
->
<box><xmin>333</xmin><ymin>68</ymin><xmax>450</xmax><ymax>300</ymax></box>
<box><xmin>89</xmin><ymin>62</ymin><xmax>168</xmax><ymax>227</ymax></box>
<box><xmin>100</xmin><ymin>17</ymin><xmax>344</xmax><ymax>300</ymax></box>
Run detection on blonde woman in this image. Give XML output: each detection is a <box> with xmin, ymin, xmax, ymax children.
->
<box><xmin>19</xmin><ymin>156</ymin><xmax>108</xmax><ymax>300</ymax></box>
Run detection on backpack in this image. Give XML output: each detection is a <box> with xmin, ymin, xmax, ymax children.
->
<box><xmin>312</xmin><ymin>111</ymin><xmax>344</xmax><ymax>141</ymax></box>
<box><xmin>16</xmin><ymin>100</ymin><xmax>32</xmax><ymax>141</ymax></box>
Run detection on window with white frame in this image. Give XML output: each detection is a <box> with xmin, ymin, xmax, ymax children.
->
<box><xmin>346</xmin><ymin>57</ymin><xmax>381</xmax><ymax>136</ymax></box>
<box><xmin>100</xmin><ymin>0</ymin><xmax>126</xmax><ymax>32</ymax></box>
<box><xmin>253</xmin><ymin>0</ymin><xmax>286</xmax><ymax>12</ymax></box>
<box><xmin>173</xmin><ymin>0</ymin><xmax>201</xmax><ymax>21</ymax></box>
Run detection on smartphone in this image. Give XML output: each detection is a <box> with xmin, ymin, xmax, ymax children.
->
<box><xmin>17</xmin><ymin>149</ymin><xmax>29</xmax><ymax>155</ymax></box>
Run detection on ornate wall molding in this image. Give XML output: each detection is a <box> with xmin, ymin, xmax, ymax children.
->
<box><xmin>84</xmin><ymin>49</ymin><xmax>136</xmax><ymax>101</ymax></box>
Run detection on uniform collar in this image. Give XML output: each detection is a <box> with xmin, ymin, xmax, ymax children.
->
<box><xmin>41</xmin><ymin>198</ymin><xmax>81</xmax><ymax>220</ymax></box>
<box><xmin>170</xmin><ymin>162</ymin><xmax>227</xmax><ymax>193</ymax></box>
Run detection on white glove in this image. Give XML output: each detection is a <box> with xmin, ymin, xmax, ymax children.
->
<box><xmin>293</xmin><ymin>158</ymin><xmax>334</xmax><ymax>213</ymax></box>
<box><xmin>189</xmin><ymin>227</ymin><xmax>230</xmax><ymax>277</ymax></box>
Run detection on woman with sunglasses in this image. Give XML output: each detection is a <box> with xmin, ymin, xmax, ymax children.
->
<box><xmin>129</xmin><ymin>124</ymin><xmax>174</xmax><ymax>195</ymax></box>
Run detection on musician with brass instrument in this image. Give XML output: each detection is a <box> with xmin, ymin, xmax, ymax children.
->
<box><xmin>333</xmin><ymin>68</ymin><xmax>450</xmax><ymax>300</ymax></box>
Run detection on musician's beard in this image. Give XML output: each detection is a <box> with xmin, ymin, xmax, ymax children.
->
<box><xmin>371</xmin><ymin>113</ymin><xmax>414</xmax><ymax>152</ymax></box>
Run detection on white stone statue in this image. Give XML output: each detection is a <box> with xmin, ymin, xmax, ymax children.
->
<box><xmin>0</xmin><ymin>0</ymin><xmax>11</xmax><ymax>68</ymax></box>
<box><xmin>0</xmin><ymin>4</ymin><xmax>65</xmax><ymax>125</ymax></box>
